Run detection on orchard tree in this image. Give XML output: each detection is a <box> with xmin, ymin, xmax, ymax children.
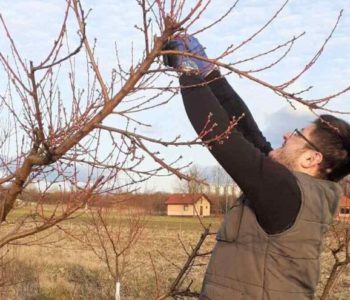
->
<box><xmin>0</xmin><ymin>0</ymin><xmax>349</xmax><ymax>298</ymax></box>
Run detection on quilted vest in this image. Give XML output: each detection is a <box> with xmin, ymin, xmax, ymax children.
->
<box><xmin>200</xmin><ymin>172</ymin><xmax>342</xmax><ymax>300</ymax></box>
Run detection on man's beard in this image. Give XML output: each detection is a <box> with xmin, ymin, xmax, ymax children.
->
<box><xmin>269</xmin><ymin>147</ymin><xmax>300</xmax><ymax>171</ymax></box>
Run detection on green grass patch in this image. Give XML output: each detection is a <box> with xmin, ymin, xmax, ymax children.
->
<box><xmin>7</xmin><ymin>205</ymin><xmax>221</xmax><ymax>232</ymax></box>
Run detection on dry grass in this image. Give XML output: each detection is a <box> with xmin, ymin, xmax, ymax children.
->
<box><xmin>0</xmin><ymin>209</ymin><xmax>349</xmax><ymax>299</ymax></box>
<box><xmin>1</xmin><ymin>211</ymin><xmax>219</xmax><ymax>299</ymax></box>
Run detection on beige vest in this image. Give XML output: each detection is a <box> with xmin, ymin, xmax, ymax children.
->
<box><xmin>200</xmin><ymin>172</ymin><xmax>342</xmax><ymax>300</ymax></box>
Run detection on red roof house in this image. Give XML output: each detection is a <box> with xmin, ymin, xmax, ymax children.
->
<box><xmin>165</xmin><ymin>194</ymin><xmax>211</xmax><ymax>216</ymax></box>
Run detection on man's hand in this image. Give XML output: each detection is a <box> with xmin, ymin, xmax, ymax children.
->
<box><xmin>163</xmin><ymin>37</ymin><xmax>199</xmax><ymax>73</ymax></box>
<box><xmin>163</xmin><ymin>35</ymin><xmax>216</xmax><ymax>77</ymax></box>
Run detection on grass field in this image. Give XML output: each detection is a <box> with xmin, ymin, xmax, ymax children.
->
<box><xmin>1</xmin><ymin>211</ymin><xmax>221</xmax><ymax>299</ymax></box>
<box><xmin>1</xmin><ymin>209</ymin><xmax>350</xmax><ymax>299</ymax></box>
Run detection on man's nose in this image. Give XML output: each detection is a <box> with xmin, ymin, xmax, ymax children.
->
<box><xmin>283</xmin><ymin>131</ymin><xmax>292</xmax><ymax>140</ymax></box>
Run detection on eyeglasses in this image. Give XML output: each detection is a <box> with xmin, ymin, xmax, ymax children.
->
<box><xmin>292</xmin><ymin>129</ymin><xmax>321</xmax><ymax>153</ymax></box>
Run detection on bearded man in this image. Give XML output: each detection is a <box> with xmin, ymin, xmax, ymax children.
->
<box><xmin>163</xmin><ymin>35</ymin><xmax>350</xmax><ymax>300</ymax></box>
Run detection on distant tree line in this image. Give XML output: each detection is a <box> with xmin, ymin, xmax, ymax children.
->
<box><xmin>18</xmin><ymin>188</ymin><xmax>236</xmax><ymax>216</ymax></box>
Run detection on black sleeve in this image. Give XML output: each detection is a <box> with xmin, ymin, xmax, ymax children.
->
<box><xmin>205</xmin><ymin>70</ymin><xmax>273</xmax><ymax>155</ymax></box>
<box><xmin>180</xmin><ymin>74</ymin><xmax>301</xmax><ymax>234</ymax></box>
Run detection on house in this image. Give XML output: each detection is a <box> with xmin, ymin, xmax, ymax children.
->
<box><xmin>337</xmin><ymin>196</ymin><xmax>350</xmax><ymax>222</ymax></box>
<box><xmin>165</xmin><ymin>194</ymin><xmax>211</xmax><ymax>217</ymax></box>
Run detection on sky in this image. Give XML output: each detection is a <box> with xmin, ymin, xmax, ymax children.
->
<box><xmin>0</xmin><ymin>0</ymin><xmax>350</xmax><ymax>192</ymax></box>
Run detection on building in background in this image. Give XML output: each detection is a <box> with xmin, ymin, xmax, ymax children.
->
<box><xmin>201</xmin><ymin>183</ymin><xmax>241</xmax><ymax>198</ymax></box>
<box><xmin>165</xmin><ymin>194</ymin><xmax>211</xmax><ymax>217</ymax></box>
<box><xmin>337</xmin><ymin>196</ymin><xmax>350</xmax><ymax>222</ymax></box>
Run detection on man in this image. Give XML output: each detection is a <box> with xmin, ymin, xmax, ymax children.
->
<box><xmin>163</xmin><ymin>35</ymin><xmax>350</xmax><ymax>299</ymax></box>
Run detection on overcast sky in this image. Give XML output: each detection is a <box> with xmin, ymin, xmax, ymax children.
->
<box><xmin>0</xmin><ymin>0</ymin><xmax>350</xmax><ymax>191</ymax></box>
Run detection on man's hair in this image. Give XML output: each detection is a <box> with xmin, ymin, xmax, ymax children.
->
<box><xmin>312</xmin><ymin>114</ymin><xmax>350</xmax><ymax>182</ymax></box>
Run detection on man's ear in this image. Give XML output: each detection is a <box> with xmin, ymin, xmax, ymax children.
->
<box><xmin>301</xmin><ymin>151</ymin><xmax>323</xmax><ymax>168</ymax></box>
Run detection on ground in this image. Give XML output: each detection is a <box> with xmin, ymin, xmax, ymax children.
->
<box><xmin>1</xmin><ymin>207</ymin><xmax>349</xmax><ymax>299</ymax></box>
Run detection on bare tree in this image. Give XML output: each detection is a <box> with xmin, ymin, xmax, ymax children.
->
<box><xmin>175</xmin><ymin>164</ymin><xmax>207</xmax><ymax>194</ymax></box>
<box><xmin>0</xmin><ymin>0</ymin><xmax>241</xmax><ymax>248</ymax></box>
<box><xmin>155</xmin><ymin>225</ymin><xmax>213</xmax><ymax>300</ymax></box>
<box><xmin>58</xmin><ymin>206</ymin><xmax>144</xmax><ymax>300</ymax></box>
<box><xmin>320</xmin><ymin>225</ymin><xmax>350</xmax><ymax>300</ymax></box>
<box><xmin>0</xmin><ymin>0</ymin><xmax>349</xmax><ymax>297</ymax></box>
<box><xmin>319</xmin><ymin>178</ymin><xmax>350</xmax><ymax>299</ymax></box>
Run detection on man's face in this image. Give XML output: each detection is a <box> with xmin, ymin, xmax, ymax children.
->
<box><xmin>269</xmin><ymin>124</ymin><xmax>317</xmax><ymax>170</ymax></box>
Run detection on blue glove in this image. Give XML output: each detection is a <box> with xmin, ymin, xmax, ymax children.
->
<box><xmin>183</xmin><ymin>36</ymin><xmax>215</xmax><ymax>77</ymax></box>
<box><xmin>163</xmin><ymin>38</ymin><xmax>199</xmax><ymax>74</ymax></box>
<box><xmin>163</xmin><ymin>35</ymin><xmax>216</xmax><ymax>76</ymax></box>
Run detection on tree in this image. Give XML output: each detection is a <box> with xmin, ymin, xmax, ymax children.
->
<box><xmin>59</xmin><ymin>206</ymin><xmax>145</xmax><ymax>300</ymax></box>
<box><xmin>0</xmin><ymin>0</ymin><xmax>236</xmax><ymax>248</ymax></box>
<box><xmin>318</xmin><ymin>177</ymin><xmax>350</xmax><ymax>299</ymax></box>
<box><xmin>0</xmin><ymin>0</ymin><xmax>350</xmax><ymax>297</ymax></box>
<box><xmin>320</xmin><ymin>225</ymin><xmax>350</xmax><ymax>300</ymax></box>
<box><xmin>175</xmin><ymin>164</ymin><xmax>207</xmax><ymax>194</ymax></box>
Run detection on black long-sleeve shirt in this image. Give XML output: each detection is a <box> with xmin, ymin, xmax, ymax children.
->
<box><xmin>180</xmin><ymin>71</ymin><xmax>301</xmax><ymax>234</ymax></box>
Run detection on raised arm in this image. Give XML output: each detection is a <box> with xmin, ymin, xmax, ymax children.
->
<box><xmin>205</xmin><ymin>70</ymin><xmax>273</xmax><ymax>155</ymax></box>
<box><xmin>180</xmin><ymin>74</ymin><xmax>301</xmax><ymax>234</ymax></box>
<box><xmin>165</xmin><ymin>35</ymin><xmax>272</xmax><ymax>154</ymax></box>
